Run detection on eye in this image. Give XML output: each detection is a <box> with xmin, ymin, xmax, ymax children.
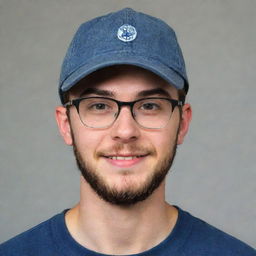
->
<box><xmin>141</xmin><ymin>102</ymin><xmax>160</xmax><ymax>110</ymax></box>
<box><xmin>90</xmin><ymin>103</ymin><xmax>108</xmax><ymax>110</ymax></box>
<box><xmin>87</xmin><ymin>102</ymin><xmax>112</xmax><ymax>112</ymax></box>
<box><xmin>82</xmin><ymin>98</ymin><xmax>117</xmax><ymax>114</ymax></box>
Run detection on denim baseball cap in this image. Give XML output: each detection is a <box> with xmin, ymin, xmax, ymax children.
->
<box><xmin>59</xmin><ymin>8</ymin><xmax>189</xmax><ymax>104</ymax></box>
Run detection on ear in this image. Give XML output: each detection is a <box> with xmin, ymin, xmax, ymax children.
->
<box><xmin>55</xmin><ymin>106</ymin><xmax>73</xmax><ymax>145</ymax></box>
<box><xmin>177</xmin><ymin>103</ymin><xmax>192</xmax><ymax>145</ymax></box>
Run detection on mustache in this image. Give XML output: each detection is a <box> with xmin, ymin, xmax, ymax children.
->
<box><xmin>96</xmin><ymin>143</ymin><xmax>156</xmax><ymax>157</ymax></box>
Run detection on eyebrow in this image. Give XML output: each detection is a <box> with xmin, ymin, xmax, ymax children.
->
<box><xmin>79</xmin><ymin>87</ymin><xmax>172</xmax><ymax>98</ymax></box>
<box><xmin>79</xmin><ymin>88</ymin><xmax>114</xmax><ymax>97</ymax></box>
<box><xmin>137</xmin><ymin>88</ymin><xmax>172</xmax><ymax>98</ymax></box>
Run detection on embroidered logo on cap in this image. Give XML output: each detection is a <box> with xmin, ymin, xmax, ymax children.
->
<box><xmin>117</xmin><ymin>24</ymin><xmax>137</xmax><ymax>42</ymax></box>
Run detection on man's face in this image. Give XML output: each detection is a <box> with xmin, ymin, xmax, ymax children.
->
<box><xmin>56</xmin><ymin>66</ymin><xmax>191</xmax><ymax>206</ymax></box>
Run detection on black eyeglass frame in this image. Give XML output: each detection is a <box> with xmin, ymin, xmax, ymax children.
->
<box><xmin>64</xmin><ymin>97</ymin><xmax>183</xmax><ymax>129</ymax></box>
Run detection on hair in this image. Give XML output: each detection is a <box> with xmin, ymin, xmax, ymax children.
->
<box><xmin>62</xmin><ymin>91</ymin><xmax>70</xmax><ymax>105</ymax></box>
<box><xmin>178</xmin><ymin>89</ymin><xmax>186</xmax><ymax>104</ymax></box>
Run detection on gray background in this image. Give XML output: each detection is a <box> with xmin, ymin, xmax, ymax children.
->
<box><xmin>0</xmin><ymin>0</ymin><xmax>255</xmax><ymax>247</ymax></box>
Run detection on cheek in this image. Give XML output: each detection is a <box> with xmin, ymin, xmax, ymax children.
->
<box><xmin>145</xmin><ymin>129</ymin><xmax>176</xmax><ymax>155</ymax></box>
<box><xmin>151</xmin><ymin>117</ymin><xmax>180</xmax><ymax>152</ymax></box>
<box><xmin>72</xmin><ymin>127</ymin><xmax>105</xmax><ymax>157</ymax></box>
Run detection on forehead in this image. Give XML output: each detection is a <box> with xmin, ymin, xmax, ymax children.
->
<box><xmin>69</xmin><ymin>65</ymin><xmax>178</xmax><ymax>99</ymax></box>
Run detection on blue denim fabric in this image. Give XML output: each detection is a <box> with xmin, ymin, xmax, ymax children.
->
<box><xmin>59</xmin><ymin>8</ymin><xmax>189</xmax><ymax>104</ymax></box>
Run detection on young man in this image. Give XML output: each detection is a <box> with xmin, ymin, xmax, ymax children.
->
<box><xmin>1</xmin><ymin>8</ymin><xmax>255</xmax><ymax>256</ymax></box>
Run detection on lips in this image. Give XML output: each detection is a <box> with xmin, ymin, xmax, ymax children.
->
<box><xmin>105</xmin><ymin>155</ymin><xmax>147</xmax><ymax>160</ymax></box>
<box><xmin>102</xmin><ymin>153</ymin><xmax>149</xmax><ymax>167</ymax></box>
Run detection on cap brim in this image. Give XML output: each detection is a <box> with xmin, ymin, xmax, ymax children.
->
<box><xmin>60</xmin><ymin>53</ymin><xmax>186</xmax><ymax>103</ymax></box>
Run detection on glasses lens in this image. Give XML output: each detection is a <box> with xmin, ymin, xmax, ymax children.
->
<box><xmin>78</xmin><ymin>98</ymin><xmax>118</xmax><ymax>128</ymax></box>
<box><xmin>134</xmin><ymin>98</ymin><xmax>173</xmax><ymax>128</ymax></box>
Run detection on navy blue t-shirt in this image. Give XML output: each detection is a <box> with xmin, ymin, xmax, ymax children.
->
<box><xmin>0</xmin><ymin>207</ymin><xmax>255</xmax><ymax>256</ymax></box>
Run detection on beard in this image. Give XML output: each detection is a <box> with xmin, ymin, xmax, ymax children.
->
<box><xmin>71</xmin><ymin>130</ymin><xmax>178</xmax><ymax>206</ymax></box>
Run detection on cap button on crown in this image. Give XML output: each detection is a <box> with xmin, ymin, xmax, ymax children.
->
<box><xmin>117</xmin><ymin>24</ymin><xmax>137</xmax><ymax>42</ymax></box>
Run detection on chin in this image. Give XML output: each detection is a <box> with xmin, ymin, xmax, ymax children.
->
<box><xmin>109</xmin><ymin>175</ymin><xmax>148</xmax><ymax>192</ymax></box>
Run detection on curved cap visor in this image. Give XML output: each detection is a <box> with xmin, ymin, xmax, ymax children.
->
<box><xmin>59</xmin><ymin>55</ymin><xmax>185</xmax><ymax>103</ymax></box>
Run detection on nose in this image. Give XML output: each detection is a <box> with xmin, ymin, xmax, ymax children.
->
<box><xmin>110</xmin><ymin>106</ymin><xmax>140</xmax><ymax>143</ymax></box>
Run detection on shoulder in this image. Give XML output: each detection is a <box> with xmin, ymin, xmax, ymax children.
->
<box><xmin>180</xmin><ymin>209</ymin><xmax>256</xmax><ymax>256</ymax></box>
<box><xmin>0</xmin><ymin>212</ymin><xmax>64</xmax><ymax>256</ymax></box>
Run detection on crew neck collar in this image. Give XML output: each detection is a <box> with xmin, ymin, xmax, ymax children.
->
<box><xmin>50</xmin><ymin>206</ymin><xmax>193</xmax><ymax>256</ymax></box>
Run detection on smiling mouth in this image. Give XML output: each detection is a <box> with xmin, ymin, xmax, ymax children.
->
<box><xmin>105</xmin><ymin>155</ymin><xmax>147</xmax><ymax>160</ymax></box>
<box><xmin>102</xmin><ymin>153</ymin><xmax>150</xmax><ymax>168</ymax></box>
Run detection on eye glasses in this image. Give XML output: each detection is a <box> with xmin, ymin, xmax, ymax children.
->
<box><xmin>64</xmin><ymin>97</ymin><xmax>183</xmax><ymax>129</ymax></box>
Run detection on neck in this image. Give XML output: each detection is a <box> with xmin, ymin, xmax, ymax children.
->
<box><xmin>65</xmin><ymin>176</ymin><xmax>178</xmax><ymax>255</ymax></box>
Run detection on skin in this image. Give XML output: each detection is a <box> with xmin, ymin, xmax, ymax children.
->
<box><xmin>55</xmin><ymin>66</ymin><xmax>192</xmax><ymax>255</ymax></box>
